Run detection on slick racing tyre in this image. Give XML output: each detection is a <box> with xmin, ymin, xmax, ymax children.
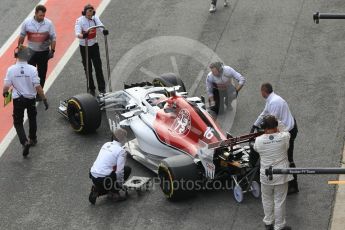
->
<box><xmin>158</xmin><ymin>154</ymin><xmax>199</xmax><ymax>201</ymax></box>
<box><xmin>67</xmin><ymin>93</ymin><xmax>101</xmax><ymax>133</ymax></box>
<box><xmin>152</xmin><ymin>73</ymin><xmax>187</xmax><ymax>93</ymax></box>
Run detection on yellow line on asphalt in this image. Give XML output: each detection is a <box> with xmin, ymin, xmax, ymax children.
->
<box><xmin>328</xmin><ymin>181</ymin><xmax>345</xmax><ymax>185</ymax></box>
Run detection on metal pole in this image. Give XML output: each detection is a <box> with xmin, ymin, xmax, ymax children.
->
<box><xmin>85</xmin><ymin>25</ymin><xmax>106</xmax><ymax>94</ymax></box>
<box><xmin>85</xmin><ymin>38</ymin><xmax>89</xmax><ymax>93</ymax></box>
<box><xmin>104</xmin><ymin>32</ymin><xmax>112</xmax><ymax>92</ymax></box>
<box><xmin>265</xmin><ymin>166</ymin><xmax>345</xmax><ymax>180</ymax></box>
<box><xmin>313</xmin><ymin>12</ymin><xmax>345</xmax><ymax>24</ymax></box>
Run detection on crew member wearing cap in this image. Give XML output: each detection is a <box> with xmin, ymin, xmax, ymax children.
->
<box><xmin>254</xmin><ymin>115</ymin><xmax>293</xmax><ymax>230</ymax></box>
<box><xmin>251</xmin><ymin>83</ymin><xmax>299</xmax><ymax>194</ymax></box>
<box><xmin>75</xmin><ymin>4</ymin><xmax>109</xmax><ymax>96</ymax></box>
<box><xmin>18</xmin><ymin>4</ymin><xmax>56</xmax><ymax>99</ymax></box>
<box><xmin>2</xmin><ymin>45</ymin><xmax>49</xmax><ymax>157</ymax></box>
<box><xmin>88</xmin><ymin>128</ymin><xmax>132</xmax><ymax>205</ymax></box>
<box><xmin>206</xmin><ymin>61</ymin><xmax>246</xmax><ymax>115</ymax></box>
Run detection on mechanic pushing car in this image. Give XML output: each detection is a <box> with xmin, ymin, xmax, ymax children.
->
<box><xmin>206</xmin><ymin>61</ymin><xmax>246</xmax><ymax>115</ymax></box>
<box><xmin>88</xmin><ymin>128</ymin><xmax>131</xmax><ymax>205</ymax></box>
<box><xmin>254</xmin><ymin>115</ymin><xmax>293</xmax><ymax>230</ymax></box>
<box><xmin>251</xmin><ymin>83</ymin><xmax>299</xmax><ymax>195</ymax></box>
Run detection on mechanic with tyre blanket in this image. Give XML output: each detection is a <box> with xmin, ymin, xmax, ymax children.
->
<box><xmin>2</xmin><ymin>45</ymin><xmax>48</xmax><ymax>157</ymax></box>
<box><xmin>251</xmin><ymin>83</ymin><xmax>299</xmax><ymax>195</ymax></box>
<box><xmin>254</xmin><ymin>115</ymin><xmax>293</xmax><ymax>230</ymax></box>
<box><xmin>88</xmin><ymin>128</ymin><xmax>131</xmax><ymax>204</ymax></box>
<box><xmin>206</xmin><ymin>61</ymin><xmax>246</xmax><ymax>115</ymax></box>
<box><xmin>18</xmin><ymin>4</ymin><xmax>56</xmax><ymax>100</ymax></box>
<box><xmin>75</xmin><ymin>4</ymin><xmax>108</xmax><ymax>96</ymax></box>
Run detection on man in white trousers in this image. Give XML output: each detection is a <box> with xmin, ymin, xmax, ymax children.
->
<box><xmin>254</xmin><ymin>115</ymin><xmax>293</xmax><ymax>230</ymax></box>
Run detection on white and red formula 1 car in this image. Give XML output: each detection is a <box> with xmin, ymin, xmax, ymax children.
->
<box><xmin>59</xmin><ymin>73</ymin><xmax>261</xmax><ymax>202</ymax></box>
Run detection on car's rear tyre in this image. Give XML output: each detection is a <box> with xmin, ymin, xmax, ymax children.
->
<box><xmin>152</xmin><ymin>73</ymin><xmax>187</xmax><ymax>93</ymax></box>
<box><xmin>158</xmin><ymin>154</ymin><xmax>199</xmax><ymax>201</ymax></box>
<box><xmin>67</xmin><ymin>93</ymin><xmax>101</xmax><ymax>133</ymax></box>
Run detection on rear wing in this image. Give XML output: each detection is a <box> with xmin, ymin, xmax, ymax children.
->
<box><xmin>207</xmin><ymin>132</ymin><xmax>263</xmax><ymax>150</ymax></box>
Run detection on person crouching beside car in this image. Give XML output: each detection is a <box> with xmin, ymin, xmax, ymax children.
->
<box><xmin>88</xmin><ymin>128</ymin><xmax>131</xmax><ymax>205</ymax></box>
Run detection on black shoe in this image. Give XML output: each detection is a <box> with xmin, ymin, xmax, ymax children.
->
<box><xmin>29</xmin><ymin>138</ymin><xmax>37</xmax><ymax>146</ymax></box>
<box><xmin>89</xmin><ymin>90</ymin><xmax>96</xmax><ymax>97</ymax></box>
<box><xmin>89</xmin><ymin>186</ymin><xmax>98</xmax><ymax>205</ymax></box>
<box><xmin>265</xmin><ymin>224</ymin><xmax>273</xmax><ymax>230</ymax></box>
<box><xmin>226</xmin><ymin>104</ymin><xmax>233</xmax><ymax>111</ymax></box>
<box><xmin>35</xmin><ymin>95</ymin><xmax>42</xmax><ymax>102</ymax></box>
<box><xmin>99</xmin><ymin>90</ymin><xmax>106</xmax><ymax>94</ymax></box>
<box><xmin>108</xmin><ymin>191</ymin><xmax>126</xmax><ymax>202</ymax></box>
<box><xmin>288</xmin><ymin>186</ymin><xmax>299</xmax><ymax>195</ymax></box>
<box><xmin>22</xmin><ymin>142</ymin><xmax>30</xmax><ymax>157</ymax></box>
<box><xmin>280</xmin><ymin>226</ymin><xmax>292</xmax><ymax>230</ymax></box>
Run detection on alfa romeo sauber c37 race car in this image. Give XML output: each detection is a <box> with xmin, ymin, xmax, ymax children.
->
<box><xmin>59</xmin><ymin>74</ymin><xmax>261</xmax><ymax>202</ymax></box>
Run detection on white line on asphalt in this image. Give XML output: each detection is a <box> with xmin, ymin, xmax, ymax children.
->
<box><xmin>189</xmin><ymin>69</ymin><xmax>204</xmax><ymax>96</ymax></box>
<box><xmin>170</xmin><ymin>56</ymin><xmax>180</xmax><ymax>77</ymax></box>
<box><xmin>0</xmin><ymin>0</ymin><xmax>111</xmax><ymax>159</ymax></box>
<box><xmin>140</xmin><ymin>67</ymin><xmax>159</xmax><ymax>79</ymax></box>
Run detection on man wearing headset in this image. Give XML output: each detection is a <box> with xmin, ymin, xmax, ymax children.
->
<box><xmin>251</xmin><ymin>83</ymin><xmax>299</xmax><ymax>195</ymax></box>
<box><xmin>206</xmin><ymin>61</ymin><xmax>246</xmax><ymax>115</ymax></box>
<box><xmin>2</xmin><ymin>46</ymin><xmax>48</xmax><ymax>157</ymax></box>
<box><xmin>18</xmin><ymin>5</ymin><xmax>56</xmax><ymax>100</ymax></box>
<box><xmin>88</xmin><ymin>128</ymin><xmax>132</xmax><ymax>205</ymax></box>
<box><xmin>75</xmin><ymin>4</ymin><xmax>108</xmax><ymax>96</ymax></box>
<box><xmin>254</xmin><ymin>115</ymin><xmax>292</xmax><ymax>230</ymax></box>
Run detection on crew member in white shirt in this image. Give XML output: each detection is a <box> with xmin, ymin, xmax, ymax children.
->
<box><xmin>2</xmin><ymin>45</ymin><xmax>48</xmax><ymax>157</ymax></box>
<box><xmin>18</xmin><ymin>4</ymin><xmax>56</xmax><ymax>95</ymax></box>
<box><xmin>75</xmin><ymin>4</ymin><xmax>108</xmax><ymax>96</ymax></box>
<box><xmin>251</xmin><ymin>83</ymin><xmax>299</xmax><ymax>194</ymax></box>
<box><xmin>88</xmin><ymin>128</ymin><xmax>131</xmax><ymax>205</ymax></box>
<box><xmin>206</xmin><ymin>61</ymin><xmax>246</xmax><ymax>115</ymax></box>
<box><xmin>254</xmin><ymin>115</ymin><xmax>293</xmax><ymax>230</ymax></box>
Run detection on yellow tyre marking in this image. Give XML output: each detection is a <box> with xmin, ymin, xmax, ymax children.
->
<box><xmin>68</xmin><ymin>99</ymin><xmax>84</xmax><ymax>132</ymax></box>
<box><xmin>159</xmin><ymin>163</ymin><xmax>174</xmax><ymax>198</ymax></box>
<box><xmin>153</xmin><ymin>79</ymin><xmax>171</xmax><ymax>97</ymax></box>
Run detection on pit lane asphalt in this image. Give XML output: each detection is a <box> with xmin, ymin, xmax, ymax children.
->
<box><xmin>1</xmin><ymin>0</ymin><xmax>345</xmax><ymax>229</ymax></box>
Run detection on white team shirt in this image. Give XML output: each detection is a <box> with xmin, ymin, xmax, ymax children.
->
<box><xmin>206</xmin><ymin>65</ymin><xmax>246</xmax><ymax>97</ymax></box>
<box><xmin>75</xmin><ymin>15</ymin><xmax>104</xmax><ymax>46</ymax></box>
<box><xmin>254</xmin><ymin>92</ymin><xmax>295</xmax><ymax>131</ymax></box>
<box><xmin>20</xmin><ymin>17</ymin><xmax>56</xmax><ymax>51</ymax></box>
<box><xmin>90</xmin><ymin>141</ymin><xmax>127</xmax><ymax>182</ymax></box>
<box><xmin>254</xmin><ymin>131</ymin><xmax>293</xmax><ymax>185</ymax></box>
<box><xmin>4</xmin><ymin>61</ymin><xmax>40</xmax><ymax>99</ymax></box>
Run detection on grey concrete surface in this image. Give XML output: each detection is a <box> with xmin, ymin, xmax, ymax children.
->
<box><xmin>0</xmin><ymin>0</ymin><xmax>345</xmax><ymax>229</ymax></box>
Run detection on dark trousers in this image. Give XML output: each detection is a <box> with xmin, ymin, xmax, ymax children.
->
<box><xmin>210</xmin><ymin>85</ymin><xmax>236</xmax><ymax>115</ymax></box>
<box><xmin>90</xmin><ymin>166</ymin><xmax>131</xmax><ymax>195</ymax></box>
<box><xmin>288</xmin><ymin>119</ymin><xmax>298</xmax><ymax>187</ymax></box>
<box><xmin>79</xmin><ymin>43</ymin><xmax>106</xmax><ymax>92</ymax></box>
<box><xmin>13</xmin><ymin>97</ymin><xmax>37</xmax><ymax>145</ymax></box>
<box><xmin>28</xmin><ymin>50</ymin><xmax>49</xmax><ymax>88</ymax></box>
<box><xmin>211</xmin><ymin>0</ymin><xmax>217</xmax><ymax>4</ymax></box>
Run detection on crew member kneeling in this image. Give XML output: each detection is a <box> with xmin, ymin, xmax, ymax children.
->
<box><xmin>254</xmin><ymin>115</ymin><xmax>292</xmax><ymax>230</ymax></box>
<box><xmin>88</xmin><ymin>128</ymin><xmax>131</xmax><ymax>205</ymax></box>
